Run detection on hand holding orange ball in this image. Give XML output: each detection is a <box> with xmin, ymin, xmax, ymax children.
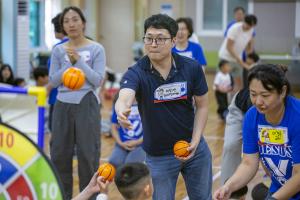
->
<box><xmin>173</xmin><ymin>140</ymin><xmax>190</xmax><ymax>157</ymax></box>
<box><xmin>97</xmin><ymin>163</ymin><xmax>116</xmax><ymax>182</ymax></box>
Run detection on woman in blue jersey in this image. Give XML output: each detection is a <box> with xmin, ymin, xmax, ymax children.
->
<box><xmin>172</xmin><ymin>18</ymin><xmax>207</xmax><ymax>68</ymax></box>
<box><xmin>214</xmin><ymin>64</ymin><xmax>300</xmax><ymax>200</ymax></box>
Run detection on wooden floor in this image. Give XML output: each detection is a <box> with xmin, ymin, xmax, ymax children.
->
<box><xmin>48</xmin><ymin>72</ymin><xmax>265</xmax><ymax>199</ymax></box>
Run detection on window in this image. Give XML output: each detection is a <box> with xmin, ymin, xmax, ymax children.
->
<box><xmin>196</xmin><ymin>0</ymin><xmax>249</xmax><ymax>36</ymax></box>
<box><xmin>203</xmin><ymin>0</ymin><xmax>223</xmax><ymax>30</ymax></box>
<box><xmin>29</xmin><ymin>0</ymin><xmax>40</xmax><ymax>47</ymax></box>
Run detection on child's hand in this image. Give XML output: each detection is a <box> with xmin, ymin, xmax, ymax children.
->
<box><xmin>97</xmin><ymin>176</ymin><xmax>111</xmax><ymax>194</ymax></box>
<box><xmin>124</xmin><ymin>140</ymin><xmax>140</xmax><ymax>148</ymax></box>
<box><xmin>119</xmin><ymin>141</ymin><xmax>135</xmax><ymax>151</ymax></box>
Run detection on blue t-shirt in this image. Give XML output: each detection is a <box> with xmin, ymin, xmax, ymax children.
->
<box><xmin>120</xmin><ymin>53</ymin><xmax>208</xmax><ymax>156</ymax></box>
<box><xmin>111</xmin><ymin>104</ymin><xmax>143</xmax><ymax>142</ymax></box>
<box><xmin>172</xmin><ymin>41</ymin><xmax>207</xmax><ymax>66</ymax></box>
<box><xmin>47</xmin><ymin>38</ymin><xmax>69</xmax><ymax>105</ymax></box>
<box><xmin>243</xmin><ymin>96</ymin><xmax>300</xmax><ymax>199</ymax></box>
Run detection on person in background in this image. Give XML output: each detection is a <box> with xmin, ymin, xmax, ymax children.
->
<box><xmin>33</xmin><ymin>67</ymin><xmax>51</xmax><ymax>140</ymax></box>
<box><xmin>0</xmin><ymin>64</ymin><xmax>14</xmax><ymax>85</ymax></box>
<box><xmin>109</xmin><ymin>95</ymin><xmax>145</xmax><ymax>169</ymax></box>
<box><xmin>33</xmin><ymin>67</ymin><xmax>49</xmax><ymax>87</ymax></box>
<box><xmin>213</xmin><ymin>60</ymin><xmax>233</xmax><ymax>120</ymax></box>
<box><xmin>49</xmin><ymin>6</ymin><xmax>105</xmax><ymax>199</ymax></box>
<box><xmin>47</xmin><ymin>13</ymin><xmax>69</xmax><ymax>133</ymax></box>
<box><xmin>219</xmin><ymin>14</ymin><xmax>257</xmax><ymax>92</ymax></box>
<box><xmin>214</xmin><ymin>64</ymin><xmax>300</xmax><ymax>200</ymax></box>
<box><xmin>243</xmin><ymin>52</ymin><xmax>259</xmax><ymax>87</ymax></box>
<box><xmin>224</xmin><ymin>7</ymin><xmax>246</xmax><ymax>37</ymax></box>
<box><xmin>13</xmin><ymin>77</ymin><xmax>26</xmax><ymax>87</ymax></box>
<box><xmin>224</xmin><ymin>6</ymin><xmax>257</xmax><ymax>89</ymax></box>
<box><xmin>172</xmin><ymin>17</ymin><xmax>207</xmax><ymax>69</ymax></box>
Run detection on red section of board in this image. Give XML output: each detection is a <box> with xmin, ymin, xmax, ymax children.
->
<box><xmin>7</xmin><ymin>175</ymin><xmax>34</xmax><ymax>200</ymax></box>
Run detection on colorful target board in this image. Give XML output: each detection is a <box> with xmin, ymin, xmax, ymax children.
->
<box><xmin>0</xmin><ymin>123</ymin><xmax>64</xmax><ymax>200</ymax></box>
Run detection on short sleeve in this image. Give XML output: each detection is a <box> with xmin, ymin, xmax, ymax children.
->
<box><xmin>227</xmin><ymin>25</ymin><xmax>238</xmax><ymax>41</ymax></box>
<box><xmin>243</xmin><ymin>108</ymin><xmax>259</xmax><ymax>154</ymax></box>
<box><xmin>192</xmin><ymin>63</ymin><xmax>208</xmax><ymax>96</ymax></box>
<box><xmin>195</xmin><ymin>45</ymin><xmax>207</xmax><ymax>66</ymax></box>
<box><xmin>120</xmin><ymin>67</ymin><xmax>140</xmax><ymax>92</ymax></box>
<box><xmin>214</xmin><ymin>73</ymin><xmax>221</xmax><ymax>86</ymax></box>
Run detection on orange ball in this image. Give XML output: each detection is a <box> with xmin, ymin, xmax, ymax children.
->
<box><xmin>62</xmin><ymin>67</ymin><xmax>85</xmax><ymax>90</ymax></box>
<box><xmin>173</xmin><ymin>140</ymin><xmax>190</xmax><ymax>157</ymax></box>
<box><xmin>97</xmin><ymin>163</ymin><xmax>116</xmax><ymax>181</ymax></box>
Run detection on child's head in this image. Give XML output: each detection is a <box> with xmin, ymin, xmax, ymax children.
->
<box><xmin>33</xmin><ymin>67</ymin><xmax>49</xmax><ymax>86</ymax></box>
<box><xmin>13</xmin><ymin>77</ymin><xmax>26</xmax><ymax>87</ymax></box>
<box><xmin>218</xmin><ymin>60</ymin><xmax>231</xmax><ymax>74</ymax></box>
<box><xmin>115</xmin><ymin>163</ymin><xmax>153</xmax><ymax>200</ymax></box>
<box><xmin>246</xmin><ymin>52</ymin><xmax>260</xmax><ymax>65</ymax></box>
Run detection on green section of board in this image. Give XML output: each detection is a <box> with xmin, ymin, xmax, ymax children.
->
<box><xmin>25</xmin><ymin>156</ymin><xmax>63</xmax><ymax>200</ymax></box>
<box><xmin>0</xmin><ymin>193</ymin><xmax>6</xmax><ymax>200</ymax></box>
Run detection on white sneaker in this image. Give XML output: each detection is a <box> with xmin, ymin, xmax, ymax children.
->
<box><xmin>182</xmin><ymin>196</ymin><xmax>189</xmax><ymax>200</ymax></box>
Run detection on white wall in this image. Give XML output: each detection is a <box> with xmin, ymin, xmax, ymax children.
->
<box><xmin>1</xmin><ymin>0</ymin><xmax>16</xmax><ymax>71</ymax></box>
<box><xmin>98</xmin><ymin>0</ymin><xmax>134</xmax><ymax>72</ymax></box>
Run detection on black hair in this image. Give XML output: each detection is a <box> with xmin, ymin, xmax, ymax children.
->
<box><xmin>247</xmin><ymin>52</ymin><xmax>260</xmax><ymax>63</ymax></box>
<box><xmin>218</xmin><ymin>60</ymin><xmax>229</xmax><ymax>69</ymax></box>
<box><xmin>0</xmin><ymin>64</ymin><xmax>14</xmax><ymax>84</ymax></box>
<box><xmin>234</xmin><ymin>6</ymin><xmax>245</xmax><ymax>14</ymax></box>
<box><xmin>115</xmin><ymin>163</ymin><xmax>150</xmax><ymax>199</ymax></box>
<box><xmin>60</xmin><ymin>6</ymin><xmax>86</xmax><ymax>36</ymax></box>
<box><xmin>144</xmin><ymin>14</ymin><xmax>178</xmax><ymax>38</ymax></box>
<box><xmin>52</xmin><ymin>13</ymin><xmax>63</xmax><ymax>33</ymax></box>
<box><xmin>248</xmin><ymin>64</ymin><xmax>290</xmax><ymax>97</ymax></box>
<box><xmin>33</xmin><ymin>67</ymin><xmax>48</xmax><ymax>81</ymax></box>
<box><xmin>251</xmin><ymin>183</ymin><xmax>268</xmax><ymax>200</ymax></box>
<box><xmin>244</xmin><ymin>14</ymin><xmax>257</xmax><ymax>26</ymax></box>
<box><xmin>13</xmin><ymin>77</ymin><xmax>25</xmax><ymax>87</ymax></box>
<box><xmin>176</xmin><ymin>17</ymin><xmax>193</xmax><ymax>38</ymax></box>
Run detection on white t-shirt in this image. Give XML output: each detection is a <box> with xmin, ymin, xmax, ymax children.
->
<box><xmin>219</xmin><ymin>22</ymin><xmax>254</xmax><ymax>62</ymax></box>
<box><xmin>213</xmin><ymin>71</ymin><xmax>232</xmax><ymax>91</ymax></box>
<box><xmin>96</xmin><ymin>193</ymin><xmax>108</xmax><ymax>200</ymax></box>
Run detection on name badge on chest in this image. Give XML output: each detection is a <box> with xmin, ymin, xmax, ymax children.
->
<box><xmin>258</xmin><ymin>125</ymin><xmax>288</xmax><ymax>145</ymax></box>
<box><xmin>154</xmin><ymin>82</ymin><xmax>187</xmax><ymax>103</ymax></box>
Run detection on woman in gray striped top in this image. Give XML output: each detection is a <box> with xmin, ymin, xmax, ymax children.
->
<box><xmin>49</xmin><ymin>6</ymin><xmax>106</xmax><ymax>200</ymax></box>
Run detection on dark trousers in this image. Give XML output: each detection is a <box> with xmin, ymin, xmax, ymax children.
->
<box><xmin>242</xmin><ymin>68</ymin><xmax>249</xmax><ymax>88</ymax></box>
<box><xmin>48</xmin><ymin>104</ymin><xmax>54</xmax><ymax>132</ymax></box>
<box><xmin>215</xmin><ymin>91</ymin><xmax>228</xmax><ymax>119</ymax></box>
<box><xmin>50</xmin><ymin>92</ymin><xmax>101</xmax><ymax>199</ymax></box>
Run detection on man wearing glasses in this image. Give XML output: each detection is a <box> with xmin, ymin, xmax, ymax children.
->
<box><xmin>115</xmin><ymin>14</ymin><xmax>212</xmax><ymax>200</ymax></box>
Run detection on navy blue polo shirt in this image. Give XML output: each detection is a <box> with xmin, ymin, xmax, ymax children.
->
<box><xmin>120</xmin><ymin>53</ymin><xmax>208</xmax><ymax>156</ymax></box>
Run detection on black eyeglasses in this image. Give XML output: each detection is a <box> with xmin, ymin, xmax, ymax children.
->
<box><xmin>143</xmin><ymin>37</ymin><xmax>171</xmax><ymax>45</ymax></box>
